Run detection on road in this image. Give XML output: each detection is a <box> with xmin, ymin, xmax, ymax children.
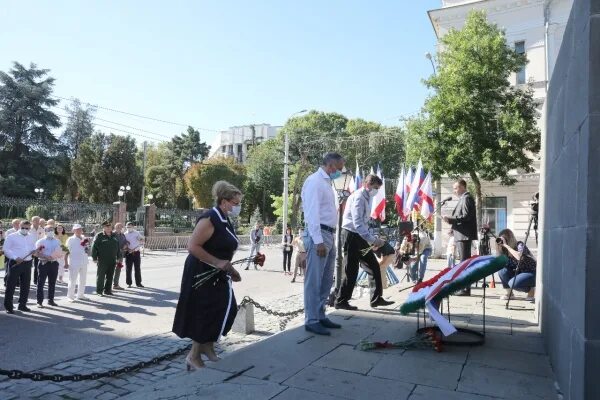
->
<box><xmin>0</xmin><ymin>244</ymin><xmax>303</xmax><ymax>371</ymax></box>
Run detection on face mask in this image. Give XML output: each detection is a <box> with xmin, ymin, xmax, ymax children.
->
<box><xmin>329</xmin><ymin>170</ymin><xmax>342</xmax><ymax>180</ymax></box>
<box><xmin>127</xmin><ymin>228</ymin><xmax>133</xmax><ymax>233</ymax></box>
<box><xmin>229</xmin><ymin>205</ymin><xmax>242</xmax><ymax>217</ymax></box>
<box><xmin>46</xmin><ymin>231</ymin><xmax>55</xmax><ymax>238</ymax></box>
<box><xmin>368</xmin><ymin>188</ymin><xmax>379</xmax><ymax>197</ymax></box>
<box><xmin>20</xmin><ymin>228</ymin><xmax>29</xmax><ymax>236</ymax></box>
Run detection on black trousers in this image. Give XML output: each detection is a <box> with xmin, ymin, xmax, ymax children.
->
<box><xmin>456</xmin><ymin>240</ymin><xmax>472</xmax><ymax>262</ymax></box>
<box><xmin>4</xmin><ymin>260</ymin><xmax>32</xmax><ymax>310</ymax></box>
<box><xmin>32</xmin><ymin>256</ymin><xmax>39</xmax><ymax>284</ymax></box>
<box><xmin>336</xmin><ymin>229</ymin><xmax>384</xmax><ymax>305</ymax></box>
<box><xmin>283</xmin><ymin>250</ymin><xmax>293</xmax><ymax>272</ymax></box>
<box><xmin>37</xmin><ymin>261</ymin><xmax>59</xmax><ymax>303</ymax></box>
<box><xmin>126</xmin><ymin>251</ymin><xmax>142</xmax><ymax>286</ymax></box>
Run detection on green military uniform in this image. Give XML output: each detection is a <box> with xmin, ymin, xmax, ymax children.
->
<box><xmin>92</xmin><ymin>232</ymin><xmax>120</xmax><ymax>295</ymax></box>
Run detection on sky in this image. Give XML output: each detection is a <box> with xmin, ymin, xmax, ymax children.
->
<box><xmin>1</xmin><ymin>1</ymin><xmax>441</xmax><ymax>146</ymax></box>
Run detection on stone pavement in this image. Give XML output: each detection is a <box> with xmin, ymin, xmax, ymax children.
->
<box><xmin>0</xmin><ymin>260</ymin><xmax>560</xmax><ymax>399</ymax></box>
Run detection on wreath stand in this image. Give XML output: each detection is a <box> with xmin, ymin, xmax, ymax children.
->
<box><xmin>415</xmin><ymin>282</ymin><xmax>487</xmax><ymax>346</ymax></box>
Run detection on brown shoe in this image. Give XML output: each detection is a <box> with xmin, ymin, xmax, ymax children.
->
<box><xmin>113</xmin><ymin>285</ymin><xmax>124</xmax><ymax>290</ymax></box>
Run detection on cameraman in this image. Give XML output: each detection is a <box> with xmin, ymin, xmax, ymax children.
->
<box><xmin>495</xmin><ymin>229</ymin><xmax>536</xmax><ymax>301</ymax></box>
<box><xmin>410</xmin><ymin>229</ymin><xmax>432</xmax><ymax>283</ymax></box>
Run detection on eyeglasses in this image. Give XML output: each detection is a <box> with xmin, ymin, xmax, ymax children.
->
<box><xmin>21</xmin><ymin>227</ymin><xmax>30</xmax><ymax>230</ymax></box>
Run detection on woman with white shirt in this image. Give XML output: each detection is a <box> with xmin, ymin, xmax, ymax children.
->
<box><xmin>66</xmin><ymin>224</ymin><xmax>90</xmax><ymax>301</ymax></box>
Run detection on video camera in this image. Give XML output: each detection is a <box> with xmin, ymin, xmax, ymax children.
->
<box><xmin>530</xmin><ymin>192</ymin><xmax>539</xmax><ymax>216</ymax></box>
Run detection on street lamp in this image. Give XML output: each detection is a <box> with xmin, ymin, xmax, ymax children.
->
<box><xmin>34</xmin><ymin>188</ymin><xmax>45</xmax><ymax>199</ymax></box>
<box><xmin>282</xmin><ymin>109</ymin><xmax>308</xmax><ymax>236</ymax></box>
<box><xmin>425</xmin><ymin>52</ymin><xmax>444</xmax><ymax>258</ymax></box>
<box><xmin>119</xmin><ymin>185</ymin><xmax>131</xmax><ymax>203</ymax></box>
<box><xmin>147</xmin><ymin>193</ymin><xmax>154</xmax><ymax>203</ymax></box>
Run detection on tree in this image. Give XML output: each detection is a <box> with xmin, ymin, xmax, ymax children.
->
<box><xmin>0</xmin><ymin>62</ymin><xmax>61</xmax><ymax>197</ymax></box>
<box><xmin>185</xmin><ymin>156</ymin><xmax>246</xmax><ymax>208</ymax></box>
<box><xmin>61</xmin><ymin>98</ymin><xmax>96</xmax><ymax>158</ymax></box>
<box><xmin>244</xmin><ymin>138</ymin><xmax>283</xmax><ymax>222</ymax></box>
<box><xmin>408</xmin><ymin>11</ymin><xmax>540</xmax><ymax>226</ymax></box>
<box><xmin>71</xmin><ymin>132</ymin><xmax>143</xmax><ymax>206</ymax></box>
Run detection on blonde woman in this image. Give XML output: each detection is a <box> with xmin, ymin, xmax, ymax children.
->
<box><xmin>496</xmin><ymin>229</ymin><xmax>537</xmax><ymax>301</ymax></box>
<box><xmin>172</xmin><ymin>181</ymin><xmax>242</xmax><ymax>370</ymax></box>
<box><xmin>55</xmin><ymin>224</ymin><xmax>69</xmax><ymax>283</ymax></box>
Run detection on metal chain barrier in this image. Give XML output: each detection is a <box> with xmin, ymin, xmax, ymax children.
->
<box><xmin>0</xmin><ymin>296</ymin><xmax>303</xmax><ymax>382</ymax></box>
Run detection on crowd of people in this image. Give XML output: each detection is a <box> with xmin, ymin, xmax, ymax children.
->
<box><xmin>1</xmin><ymin>217</ymin><xmax>146</xmax><ymax>314</ymax></box>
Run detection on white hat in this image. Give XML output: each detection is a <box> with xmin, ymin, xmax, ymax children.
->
<box><xmin>72</xmin><ymin>224</ymin><xmax>83</xmax><ymax>231</ymax></box>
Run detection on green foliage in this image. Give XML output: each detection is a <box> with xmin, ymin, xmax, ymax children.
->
<box><xmin>249</xmin><ymin>206</ymin><xmax>262</xmax><ymax>227</ymax></box>
<box><xmin>0</xmin><ymin>62</ymin><xmax>62</xmax><ymax>197</ymax></box>
<box><xmin>407</xmin><ymin>11</ymin><xmax>541</xmax><ymax>224</ymax></box>
<box><xmin>185</xmin><ymin>156</ymin><xmax>246</xmax><ymax>208</ymax></box>
<box><xmin>270</xmin><ymin>193</ymin><xmax>292</xmax><ymax>222</ymax></box>
<box><xmin>25</xmin><ymin>205</ymin><xmax>50</xmax><ymax>220</ymax></box>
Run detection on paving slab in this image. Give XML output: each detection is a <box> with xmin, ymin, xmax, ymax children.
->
<box><xmin>408</xmin><ymin>385</ymin><xmax>502</xmax><ymax>400</ymax></box>
<box><xmin>272</xmin><ymin>387</ymin><xmax>351</xmax><ymax>400</ymax></box>
<box><xmin>283</xmin><ymin>365</ymin><xmax>414</xmax><ymax>400</ymax></box>
<box><xmin>368</xmin><ymin>352</ymin><xmax>463</xmax><ymax>390</ymax></box>
<box><xmin>467</xmin><ymin>346</ymin><xmax>554</xmax><ymax>378</ymax></box>
<box><xmin>458</xmin><ymin>363</ymin><xmax>557</xmax><ymax>400</ymax></box>
<box><xmin>312</xmin><ymin>344</ymin><xmax>383</xmax><ymax>374</ymax></box>
<box><xmin>482</xmin><ymin>332</ymin><xmax>546</xmax><ymax>354</ymax></box>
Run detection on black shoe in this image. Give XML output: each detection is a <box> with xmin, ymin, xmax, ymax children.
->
<box><xmin>104</xmin><ymin>291</ymin><xmax>113</xmax><ymax>296</ymax></box>
<box><xmin>18</xmin><ymin>305</ymin><xmax>31</xmax><ymax>312</ymax></box>
<box><xmin>136</xmin><ymin>284</ymin><xmax>145</xmax><ymax>288</ymax></box>
<box><xmin>371</xmin><ymin>298</ymin><xmax>395</xmax><ymax>308</ymax></box>
<box><xmin>48</xmin><ymin>300</ymin><xmax>58</xmax><ymax>307</ymax></box>
<box><xmin>127</xmin><ymin>285</ymin><xmax>132</xmax><ymax>288</ymax></box>
<box><xmin>305</xmin><ymin>323</ymin><xmax>331</xmax><ymax>336</ymax></box>
<box><xmin>417</xmin><ymin>279</ymin><xmax>423</xmax><ymax>284</ymax></box>
<box><xmin>320</xmin><ymin>318</ymin><xmax>341</xmax><ymax>329</ymax></box>
<box><xmin>6</xmin><ymin>308</ymin><xmax>14</xmax><ymax>314</ymax></box>
<box><xmin>455</xmin><ymin>288</ymin><xmax>471</xmax><ymax>296</ymax></box>
<box><xmin>334</xmin><ymin>302</ymin><xmax>358</xmax><ymax>311</ymax></box>
<box><xmin>37</xmin><ymin>303</ymin><xmax>44</xmax><ymax>308</ymax></box>
<box><xmin>244</xmin><ymin>267</ymin><xmax>249</xmax><ymax>270</ymax></box>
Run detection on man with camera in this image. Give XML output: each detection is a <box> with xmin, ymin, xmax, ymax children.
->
<box><xmin>443</xmin><ymin>179</ymin><xmax>477</xmax><ymax>296</ymax></box>
<box><xmin>335</xmin><ymin>174</ymin><xmax>394</xmax><ymax>310</ymax></box>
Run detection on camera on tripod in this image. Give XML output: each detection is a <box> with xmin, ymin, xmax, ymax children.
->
<box><xmin>495</xmin><ymin>237</ymin><xmax>504</xmax><ymax>245</ymax></box>
<box><xmin>530</xmin><ymin>192</ymin><xmax>539</xmax><ymax>215</ymax></box>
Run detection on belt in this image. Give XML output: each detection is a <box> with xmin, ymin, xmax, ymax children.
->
<box><xmin>320</xmin><ymin>224</ymin><xmax>335</xmax><ymax>234</ymax></box>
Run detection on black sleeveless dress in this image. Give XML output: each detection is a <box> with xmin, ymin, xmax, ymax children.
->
<box><xmin>172</xmin><ymin>207</ymin><xmax>239</xmax><ymax>343</ymax></box>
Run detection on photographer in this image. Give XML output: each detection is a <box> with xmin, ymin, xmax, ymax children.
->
<box><xmin>409</xmin><ymin>229</ymin><xmax>432</xmax><ymax>283</ymax></box>
<box><xmin>495</xmin><ymin>229</ymin><xmax>536</xmax><ymax>301</ymax></box>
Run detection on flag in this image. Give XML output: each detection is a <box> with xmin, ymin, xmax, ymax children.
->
<box><xmin>403</xmin><ymin>167</ymin><xmax>413</xmax><ymax>219</ymax></box>
<box><xmin>404</xmin><ymin>160</ymin><xmax>424</xmax><ymax>216</ymax></box>
<box><xmin>394</xmin><ymin>166</ymin><xmax>405</xmax><ymax>218</ymax></box>
<box><xmin>350</xmin><ymin>162</ymin><xmax>362</xmax><ymax>193</ymax></box>
<box><xmin>371</xmin><ymin>165</ymin><xmax>386</xmax><ymax>221</ymax></box>
<box><xmin>418</xmin><ymin>171</ymin><xmax>434</xmax><ymax>220</ymax></box>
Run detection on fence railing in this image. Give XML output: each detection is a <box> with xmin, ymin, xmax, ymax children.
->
<box><xmin>144</xmin><ymin>234</ymin><xmax>284</xmax><ymax>252</ymax></box>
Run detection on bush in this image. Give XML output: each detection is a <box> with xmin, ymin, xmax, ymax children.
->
<box><xmin>25</xmin><ymin>205</ymin><xmax>50</xmax><ymax>220</ymax></box>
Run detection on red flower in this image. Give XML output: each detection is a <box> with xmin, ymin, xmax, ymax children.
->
<box><xmin>412</xmin><ymin>267</ymin><xmax>452</xmax><ymax>292</ymax></box>
<box><xmin>80</xmin><ymin>238</ymin><xmax>90</xmax><ymax>246</ymax></box>
<box><xmin>253</xmin><ymin>252</ymin><xmax>266</xmax><ymax>267</ymax></box>
<box><xmin>37</xmin><ymin>245</ymin><xmax>45</xmax><ymax>251</ymax></box>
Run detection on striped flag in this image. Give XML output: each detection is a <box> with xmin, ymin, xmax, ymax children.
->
<box><xmin>349</xmin><ymin>162</ymin><xmax>362</xmax><ymax>193</ymax></box>
<box><xmin>418</xmin><ymin>171</ymin><xmax>434</xmax><ymax>220</ymax></box>
<box><xmin>371</xmin><ymin>165</ymin><xmax>386</xmax><ymax>221</ymax></box>
<box><xmin>404</xmin><ymin>167</ymin><xmax>413</xmax><ymax>219</ymax></box>
<box><xmin>394</xmin><ymin>166</ymin><xmax>406</xmax><ymax>219</ymax></box>
<box><xmin>404</xmin><ymin>160</ymin><xmax>424</xmax><ymax>216</ymax></box>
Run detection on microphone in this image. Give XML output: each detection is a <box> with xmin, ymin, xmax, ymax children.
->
<box><xmin>440</xmin><ymin>196</ymin><xmax>452</xmax><ymax>204</ymax></box>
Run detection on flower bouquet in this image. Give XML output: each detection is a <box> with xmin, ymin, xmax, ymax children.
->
<box><xmin>117</xmin><ymin>261</ymin><xmax>124</xmax><ymax>269</ymax></box>
<box><xmin>193</xmin><ymin>252</ymin><xmax>266</xmax><ymax>289</ymax></box>
<box><xmin>81</xmin><ymin>238</ymin><xmax>90</xmax><ymax>254</ymax></box>
<box><xmin>61</xmin><ymin>244</ymin><xmax>70</xmax><ymax>255</ymax></box>
<box><xmin>359</xmin><ymin>328</ymin><xmax>443</xmax><ymax>353</ymax></box>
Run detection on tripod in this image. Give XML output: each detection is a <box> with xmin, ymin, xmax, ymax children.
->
<box><xmin>475</xmin><ymin>228</ymin><xmax>497</xmax><ymax>288</ymax></box>
<box><xmin>505</xmin><ymin>212</ymin><xmax>536</xmax><ymax>309</ymax></box>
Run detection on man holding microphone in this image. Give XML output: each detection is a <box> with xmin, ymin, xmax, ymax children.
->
<box><xmin>335</xmin><ymin>174</ymin><xmax>394</xmax><ymax>310</ymax></box>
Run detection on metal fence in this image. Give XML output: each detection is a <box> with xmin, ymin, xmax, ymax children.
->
<box><xmin>144</xmin><ymin>234</ymin><xmax>284</xmax><ymax>252</ymax></box>
<box><xmin>0</xmin><ymin>197</ymin><xmax>113</xmax><ymax>226</ymax></box>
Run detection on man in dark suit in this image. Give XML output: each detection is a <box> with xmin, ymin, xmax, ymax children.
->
<box><xmin>443</xmin><ymin>179</ymin><xmax>477</xmax><ymax>296</ymax></box>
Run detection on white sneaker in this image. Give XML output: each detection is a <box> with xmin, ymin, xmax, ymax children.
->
<box><xmin>68</xmin><ymin>297</ymin><xmax>76</xmax><ymax>302</ymax></box>
<box><xmin>77</xmin><ymin>296</ymin><xmax>89</xmax><ymax>301</ymax></box>
<box><xmin>500</xmin><ymin>294</ymin><xmax>515</xmax><ymax>300</ymax></box>
<box><xmin>525</xmin><ymin>296</ymin><xmax>535</xmax><ymax>302</ymax></box>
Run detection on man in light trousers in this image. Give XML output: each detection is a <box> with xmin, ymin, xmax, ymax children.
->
<box><xmin>301</xmin><ymin>152</ymin><xmax>345</xmax><ymax>336</ymax></box>
<box><xmin>66</xmin><ymin>224</ymin><xmax>89</xmax><ymax>301</ymax></box>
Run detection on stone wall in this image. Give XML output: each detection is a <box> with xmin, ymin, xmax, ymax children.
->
<box><xmin>540</xmin><ymin>0</ymin><xmax>599</xmax><ymax>399</ymax></box>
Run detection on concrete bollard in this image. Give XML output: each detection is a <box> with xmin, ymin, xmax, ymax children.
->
<box><xmin>233</xmin><ymin>303</ymin><xmax>255</xmax><ymax>334</ymax></box>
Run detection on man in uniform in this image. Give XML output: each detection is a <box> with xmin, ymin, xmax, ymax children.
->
<box><xmin>91</xmin><ymin>221</ymin><xmax>120</xmax><ymax>296</ymax></box>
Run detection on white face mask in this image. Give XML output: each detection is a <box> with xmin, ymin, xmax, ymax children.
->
<box><xmin>368</xmin><ymin>188</ymin><xmax>379</xmax><ymax>197</ymax></box>
<box><xmin>229</xmin><ymin>205</ymin><xmax>242</xmax><ymax>218</ymax></box>
<box><xmin>127</xmin><ymin>228</ymin><xmax>134</xmax><ymax>233</ymax></box>
<box><xmin>20</xmin><ymin>228</ymin><xmax>29</xmax><ymax>236</ymax></box>
<box><xmin>46</xmin><ymin>231</ymin><xmax>55</xmax><ymax>238</ymax></box>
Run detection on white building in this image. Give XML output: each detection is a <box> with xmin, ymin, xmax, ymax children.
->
<box><xmin>428</xmin><ymin>0</ymin><xmax>572</xmax><ymax>249</ymax></box>
<box><xmin>209</xmin><ymin>124</ymin><xmax>281</xmax><ymax>163</ymax></box>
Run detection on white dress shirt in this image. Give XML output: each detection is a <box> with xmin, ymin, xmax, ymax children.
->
<box><xmin>125</xmin><ymin>230</ymin><xmax>144</xmax><ymax>251</ymax></box>
<box><xmin>33</xmin><ymin>226</ymin><xmax>45</xmax><ymax>240</ymax></box>
<box><xmin>341</xmin><ymin>188</ymin><xmax>376</xmax><ymax>244</ymax></box>
<box><xmin>67</xmin><ymin>235</ymin><xmax>89</xmax><ymax>266</ymax></box>
<box><xmin>301</xmin><ymin>167</ymin><xmax>337</xmax><ymax>245</ymax></box>
<box><xmin>36</xmin><ymin>237</ymin><xmax>62</xmax><ymax>261</ymax></box>
<box><xmin>3</xmin><ymin>231</ymin><xmax>37</xmax><ymax>261</ymax></box>
<box><xmin>5</xmin><ymin>228</ymin><xmax>17</xmax><ymax>236</ymax></box>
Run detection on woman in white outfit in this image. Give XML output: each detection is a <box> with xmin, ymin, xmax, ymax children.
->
<box><xmin>66</xmin><ymin>224</ymin><xmax>90</xmax><ymax>301</ymax></box>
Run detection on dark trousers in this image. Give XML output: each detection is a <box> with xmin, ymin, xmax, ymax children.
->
<box><xmin>97</xmin><ymin>261</ymin><xmax>116</xmax><ymax>294</ymax></box>
<box><xmin>37</xmin><ymin>261</ymin><xmax>58</xmax><ymax>304</ymax></box>
<box><xmin>125</xmin><ymin>251</ymin><xmax>142</xmax><ymax>286</ymax></box>
<box><xmin>4</xmin><ymin>260</ymin><xmax>32</xmax><ymax>310</ymax></box>
<box><xmin>456</xmin><ymin>240</ymin><xmax>472</xmax><ymax>262</ymax></box>
<box><xmin>33</xmin><ymin>256</ymin><xmax>39</xmax><ymax>284</ymax></box>
<box><xmin>336</xmin><ymin>229</ymin><xmax>384</xmax><ymax>305</ymax></box>
<box><xmin>283</xmin><ymin>250</ymin><xmax>293</xmax><ymax>272</ymax></box>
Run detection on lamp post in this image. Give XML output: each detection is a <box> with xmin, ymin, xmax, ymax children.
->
<box><xmin>426</xmin><ymin>52</ymin><xmax>444</xmax><ymax>258</ymax></box>
<box><xmin>330</xmin><ymin>168</ymin><xmax>353</xmax><ymax>302</ymax></box>
<box><xmin>147</xmin><ymin>193</ymin><xmax>154</xmax><ymax>204</ymax></box>
<box><xmin>34</xmin><ymin>188</ymin><xmax>45</xmax><ymax>200</ymax></box>
<box><xmin>119</xmin><ymin>185</ymin><xmax>131</xmax><ymax>204</ymax></box>
<box><xmin>282</xmin><ymin>109</ymin><xmax>307</xmax><ymax>237</ymax></box>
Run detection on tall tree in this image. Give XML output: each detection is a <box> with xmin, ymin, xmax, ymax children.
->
<box><xmin>408</xmin><ymin>11</ymin><xmax>540</xmax><ymax>226</ymax></box>
<box><xmin>61</xmin><ymin>98</ymin><xmax>96</xmax><ymax>158</ymax></box>
<box><xmin>185</xmin><ymin>156</ymin><xmax>245</xmax><ymax>208</ymax></box>
<box><xmin>0</xmin><ymin>62</ymin><xmax>61</xmax><ymax>197</ymax></box>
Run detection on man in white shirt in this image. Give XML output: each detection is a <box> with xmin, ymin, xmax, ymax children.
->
<box><xmin>124</xmin><ymin>222</ymin><xmax>145</xmax><ymax>288</ymax></box>
<box><xmin>3</xmin><ymin>220</ymin><xmax>37</xmax><ymax>313</ymax></box>
<box><xmin>335</xmin><ymin>174</ymin><xmax>394</xmax><ymax>310</ymax></box>
<box><xmin>36</xmin><ymin>225</ymin><xmax>62</xmax><ymax>307</ymax></box>
<box><xmin>67</xmin><ymin>224</ymin><xmax>90</xmax><ymax>301</ymax></box>
<box><xmin>245</xmin><ymin>223</ymin><xmax>263</xmax><ymax>270</ymax></box>
<box><xmin>31</xmin><ymin>216</ymin><xmax>45</xmax><ymax>285</ymax></box>
<box><xmin>301</xmin><ymin>152</ymin><xmax>345</xmax><ymax>335</ymax></box>
<box><xmin>3</xmin><ymin>219</ymin><xmax>21</xmax><ymax>287</ymax></box>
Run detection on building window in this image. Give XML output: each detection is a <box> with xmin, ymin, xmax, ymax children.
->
<box><xmin>515</xmin><ymin>41</ymin><xmax>526</xmax><ymax>84</ymax></box>
<box><xmin>221</xmin><ymin>145</ymin><xmax>226</xmax><ymax>154</ymax></box>
<box><xmin>482</xmin><ymin>197</ymin><xmax>507</xmax><ymax>234</ymax></box>
<box><xmin>227</xmin><ymin>145</ymin><xmax>233</xmax><ymax>155</ymax></box>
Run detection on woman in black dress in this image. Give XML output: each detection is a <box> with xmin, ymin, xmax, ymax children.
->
<box><xmin>282</xmin><ymin>227</ymin><xmax>293</xmax><ymax>274</ymax></box>
<box><xmin>172</xmin><ymin>181</ymin><xmax>242</xmax><ymax>370</ymax></box>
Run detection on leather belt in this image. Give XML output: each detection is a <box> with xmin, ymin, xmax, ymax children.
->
<box><xmin>320</xmin><ymin>224</ymin><xmax>335</xmax><ymax>234</ymax></box>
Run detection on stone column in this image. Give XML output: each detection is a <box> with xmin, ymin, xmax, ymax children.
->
<box><xmin>541</xmin><ymin>1</ymin><xmax>600</xmax><ymax>398</ymax></box>
<box><xmin>144</xmin><ymin>204</ymin><xmax>156</xmax><ymax>237</ymax></box>
<box><xmin>112</xmin><ymin>201</ymin><xmax>126</xmax><ymax>225</ymax></box>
